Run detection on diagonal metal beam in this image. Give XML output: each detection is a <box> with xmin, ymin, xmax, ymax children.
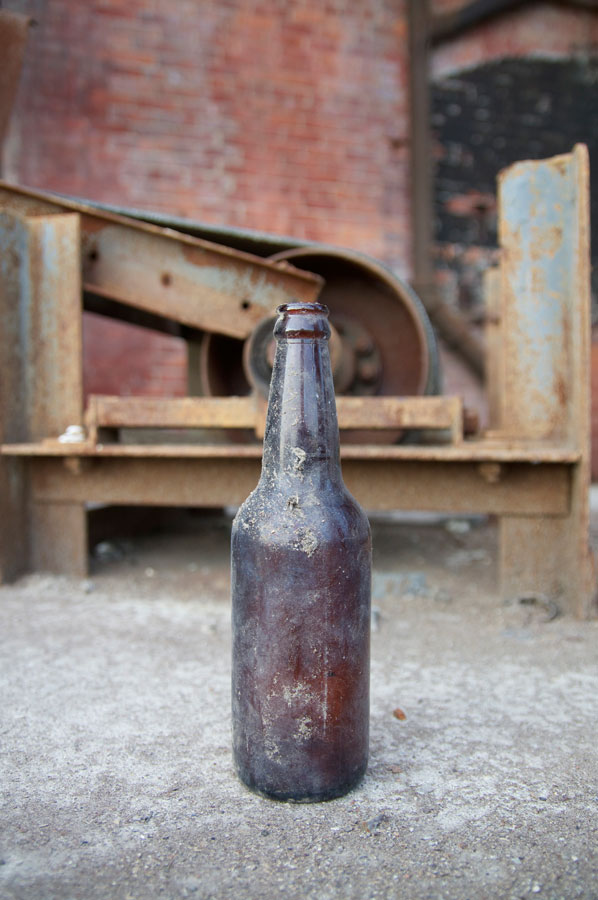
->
<box><xmin>0</xmin><ymin>182</ymin><xmax>323</xmax><ymax>339</ymax></box>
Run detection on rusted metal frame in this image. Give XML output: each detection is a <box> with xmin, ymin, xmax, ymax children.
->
<box><xmin>84</xmin><ymin>395</ymin><xmax>259</xmax><ymax>443</ymax></box>
<box><xmin>0</xmin><ymin>153</ymin><xmax>592</xmax><ymax>613</ymax></box>
<box><xmin>496</xmin><ymin>146</ymin><xmax>595</xmax><ymax>617</ymax></box>
<box><xmin>19</xmin><ymin>214</ymin><xmax>84</xmax><ymax>441</ymax></box>
<box><xmin>27</xmin><ymin>211</ymin><xmax>87</xmax><ymax>576</ymax></box>
<box><xmin>82</xmin><ymin>394</ymin><xmax>464</xmax><ymax>440</ymax></box>
<box><xmin>407</xmin><ymin>0</ymin><xmax>486</xmax><ymax>380</ymax></box>
<box><xmin>0</xmin><ymin>440</ymin><xmax>580</xmax><ymax>464</ymax></box>
<box><xmin>27</xmin><ymin>456</ymin><xmax>570</xmax><ymax>518</ymax></box>
<box><xmin>498</xmin><ymin>157</ymin><xmax>577</xmax><ymax>443</ymax></box>
<box><xmin>342</xmin><ymin>459</ymin><xmax>570</xmax><ymax>516</ymax></box>
<box><xmin>339</xmin><ymin>396</ymin><xmax>462</xmax><ymax>439</ymax></box>
<box><xmin>0</xmin><ymin>182</ymin><xmax>323</xmax><ymax>340</ymax></box>
<box><xmin>0</xmin><ymin>209</ymin><xmax>87</xmax><ymax>579</ymax></box>
<box><xmin>0</xmin><ymin>209</ymin><xmax>29</xmax><ymax>580</ymax></box>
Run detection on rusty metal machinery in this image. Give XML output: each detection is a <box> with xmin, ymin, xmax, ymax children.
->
<box><xmin>202</xmin><ymin>247</ymin><xmax>440</xmax><ymax>399</ymax></box>
<box><xmin>200</xmin><ymin>245</ymin><xmax>441</xmax><ymax>444</ymax></box>
<box><xmin>0</xmin><ymin>147</ymin><xmax>596</xmax><ymax>618</ymax></box>
<box><xmin>84</xmin><ymin>202</ymin><xmax>442</xmax><ymax>416</ymax></box>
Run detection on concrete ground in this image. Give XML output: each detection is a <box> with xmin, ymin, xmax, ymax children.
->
<box><xmin>1</xmin><ymin>506</ymin><xmax>598</xmax><ymax>900</ymax></box>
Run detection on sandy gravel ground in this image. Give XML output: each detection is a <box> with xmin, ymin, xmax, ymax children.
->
<box><xmin>1</xmin><ymin>508</ymin><xmax>597</xmax><ymax>900</ymax></box>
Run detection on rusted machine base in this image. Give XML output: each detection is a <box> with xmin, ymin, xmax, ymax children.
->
<box><xmin>7</xmin><ymin>441</ymin><xmax>588</xmax><ymax>615</ymax></box>
<box><xmin>1</xmin><ymin>147</ymin><xmax>596</xmax><ymax>618</ymax></box>
<box><xmin>26</xmin><ymin>453</ymin><xmax>570</xmax><ymax>515</ymax></box>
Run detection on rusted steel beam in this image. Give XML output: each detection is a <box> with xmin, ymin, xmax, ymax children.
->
<box><xmin>19</xmin><ymin>213</ymin><xmax>83</xmax><ymax>440</ymax></box>
<box><xmin>499</xmin><ymin>152</ymin><xmax>581</xmax><ymax>442</ymax></box>
<box><xmin>342</xmin><ymin>460</ymin><xmax>569</xmax><ymax>516</ymax></box>
<box><xmin>85</xmin><ymin>395</ymin><xmax>259</xmax><ymax>433</ymax></box>
<box><xmin>0</xmin><ymin>183</ymin><xmax>323</xmax><ymax>339</ymax></box>
<box><xmin>0</xmin><ymin>209</ymin><xmax>86</xmax><ymax>581</ymax></box>
<box><xmin>1</xmin><ymin>439</ymin><xmax>581</xmax><ymax>464</ymax></box>
<box><xmin>497</xmin><ymin>145</ymin><xmax>595</xmax><ymax>618</ymax></box>
<box><xmin>338</xmin><ymin>396</ymin><xmax>462</xmax><ymax>441</ymax></box>
<box><xmin>24</xmin><ymin>212</ymin><xmax>87</xmax><ymax>577</ymax></box>
<box><xmin>83</xmin><ymin>394</ymin><xmax>464</xmax><ymax>438</ymax></box>
<box><xmin>27</xmin><ymin>456</ymin><xmax>569</xmax><ymax>517</ymax></box>
<box><xmin>0</xmin><ymin>209</ymin><xmax>28</xmax><ymax>581</ymax></box>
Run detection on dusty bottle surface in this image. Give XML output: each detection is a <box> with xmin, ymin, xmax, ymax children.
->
<box><xmin>231</xmin><ymin>301</ymin><xmax>371</xmax><ymax>802</ymax></box>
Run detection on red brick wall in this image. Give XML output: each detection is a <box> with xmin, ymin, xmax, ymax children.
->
<box><xmin>5</xmin><ymin>0</ymin><xmax>411</xmax><ymax>268</ymax></box>
<box><xmin>82</xmin><ymin>314</ymin><xmax>188</xmax><ymax>398</ymax></box>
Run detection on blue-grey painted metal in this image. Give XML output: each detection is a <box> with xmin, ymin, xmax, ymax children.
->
<box><xmin>499</xmin><ymin>150</ymin><xmax>581</xmax><ymax>441</ymax></box>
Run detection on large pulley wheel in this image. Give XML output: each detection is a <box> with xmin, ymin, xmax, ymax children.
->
<box><xmin>198</xmin><ymin>246</ymin><xmax>440</xmax><ymax>443</ymax></box>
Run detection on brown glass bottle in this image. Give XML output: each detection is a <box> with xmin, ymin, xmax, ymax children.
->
<box><xmin>231</xmin><ymin>301</ymin><xmax>371</xmax><ymax>802</ymax></box>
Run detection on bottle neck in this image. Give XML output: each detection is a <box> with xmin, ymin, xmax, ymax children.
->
<box><xmin>261</xmin><ymin>336</ymin><xmax>342</xmax><ymax>488</ymax></box>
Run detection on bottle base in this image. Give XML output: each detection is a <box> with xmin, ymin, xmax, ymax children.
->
<box><xmin>235</xmin><ymin>764</ymin><xmax>367</xmax><ymax>803</ymax></box>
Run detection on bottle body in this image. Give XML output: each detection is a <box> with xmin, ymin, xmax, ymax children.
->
<box><xmin>231</xmin><ymin>302</ymin><xmax>371</xmax><ymax>802</ymax></box>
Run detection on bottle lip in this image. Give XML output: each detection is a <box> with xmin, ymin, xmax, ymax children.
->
<box><xmin>276</xmin><ymin>301</ymin><xmax>329</xmax><ymax>318</ymax></box>
<box><xmin>274</xmin><ymin>301</ymin><xmax>331</xmax><ymax>340</ymax></box>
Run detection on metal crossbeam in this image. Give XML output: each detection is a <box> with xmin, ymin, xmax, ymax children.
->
<box><xmin>0</xmin><ymin>183</ymin><xmax>322</xmax><ymax>339</ymax></box>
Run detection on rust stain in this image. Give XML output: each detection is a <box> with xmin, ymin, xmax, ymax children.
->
<box><xmin>554</xmin><ymin>374</ymin><xmax>568</xmax><ymax>410</ymax></box>
<box><xmin>529</xmin><ymin>225</ymin><xmax>562</xmax><ymax>261</ymax></box>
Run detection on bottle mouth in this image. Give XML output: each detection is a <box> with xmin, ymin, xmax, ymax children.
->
<box><xmin>274</xmin><ymin>301</ymin><xmax>331</xmax><ymax>340</ymax></box>
<box><xmin>276</xmin><ymin>301</ymin><xmax>329</xmax><ymax>317</ymax></box>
